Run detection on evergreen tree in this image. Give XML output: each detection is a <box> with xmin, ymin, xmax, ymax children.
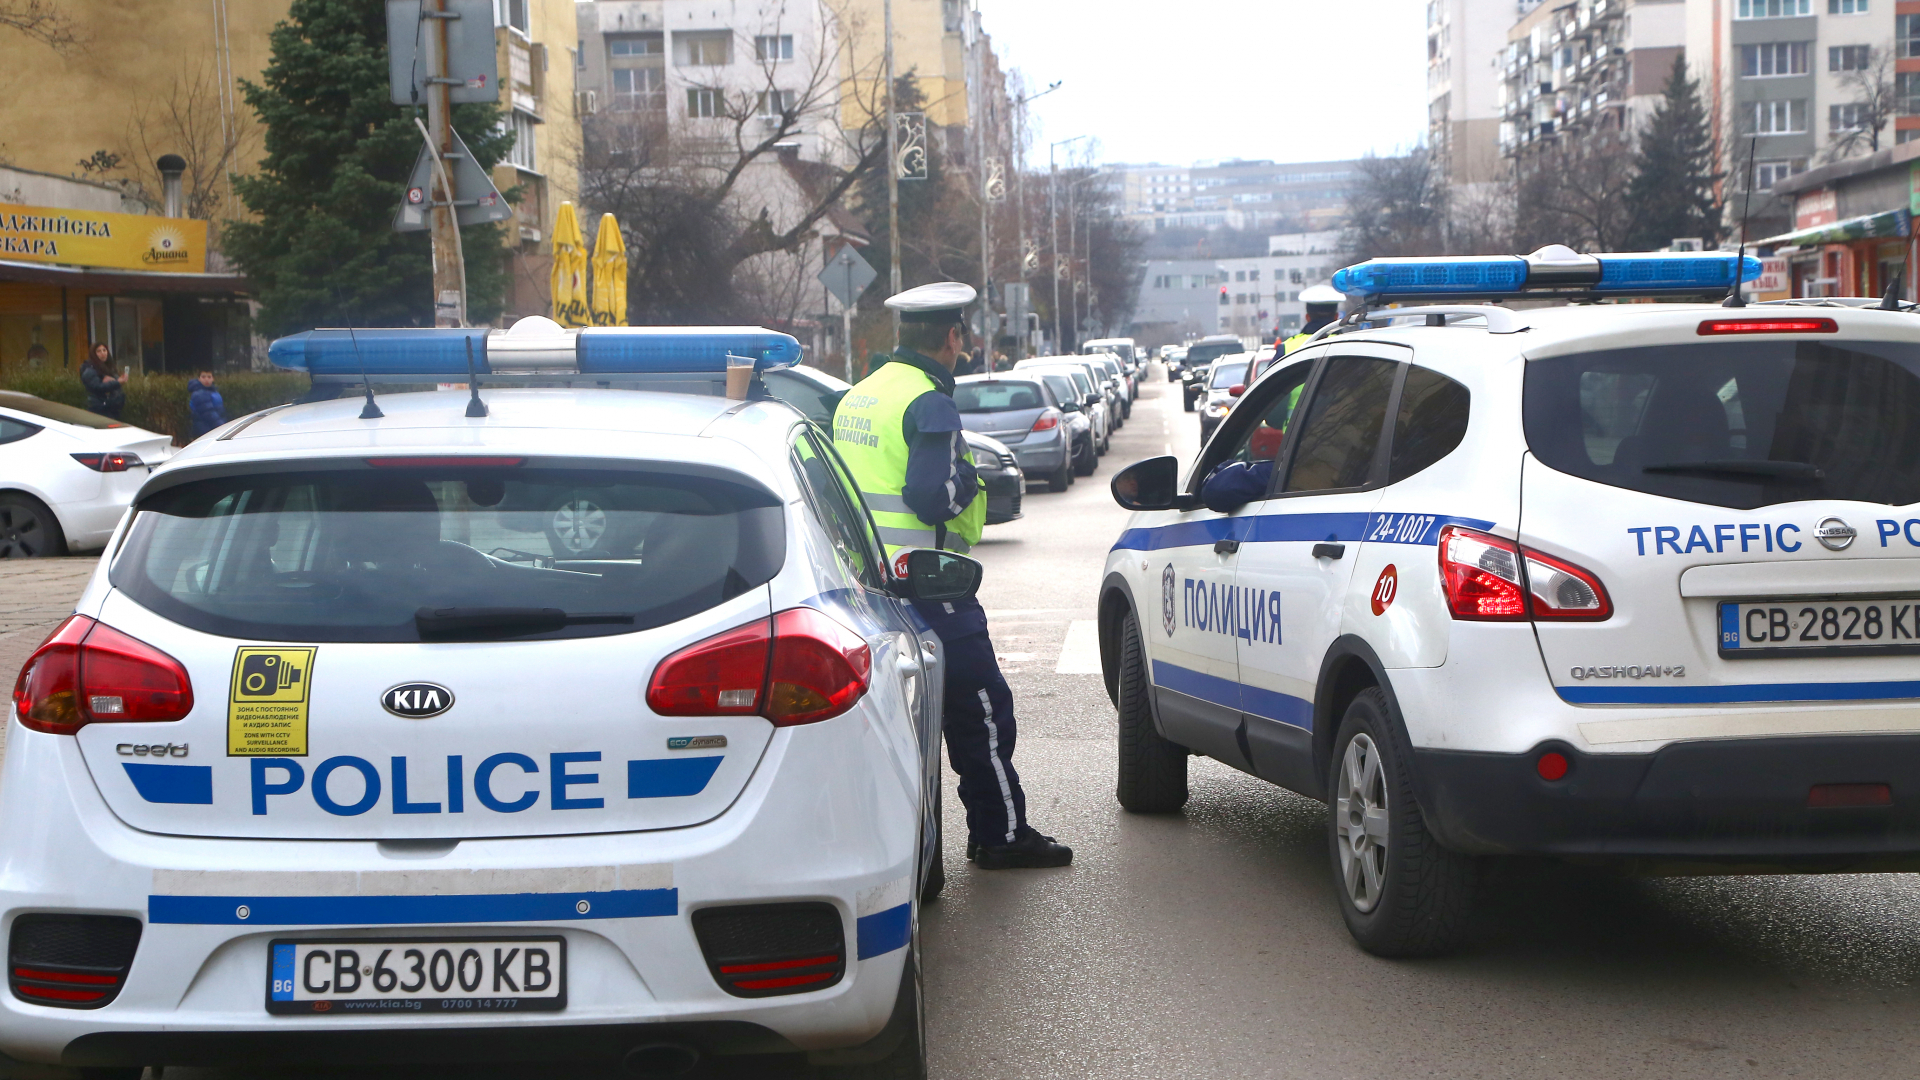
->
<box><xmin>224</xmin><ymin>0</ymin><xmax>513</xmax><ymax>335</ymax></box>
<box><xmin>1626</xmin><ymin>55</ymin><xmax>1721</xmax><ymax>250</ymax></box>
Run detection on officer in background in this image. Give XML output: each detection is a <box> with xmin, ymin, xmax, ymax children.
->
<box><xmin>833</xmin><ymin>282</ymin><xmax>1073</xmax><ymax>871</ymax></box>
<box><xmin>1279</xmin><ymin>283</ymin><xmax>1343</xmax><ymax>355</ymax></box>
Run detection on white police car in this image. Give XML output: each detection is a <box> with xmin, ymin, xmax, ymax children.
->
<box><xmin>1100</xmin><ymin>247</ymin><xmax>1920</xmax><ymax>956</ymax></box>
<box><xmin>2</xmin><ymin>322</ymin><xmax>974</xmax><ymax>1077</ymax></box>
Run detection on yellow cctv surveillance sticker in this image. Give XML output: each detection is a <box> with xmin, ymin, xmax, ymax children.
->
<box><xmin>227</xmin><ymin>648</ymin><xmax>316</xmax><ymax>756</ymax></box>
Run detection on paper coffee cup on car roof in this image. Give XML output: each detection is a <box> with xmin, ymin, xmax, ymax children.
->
<box><xmin>725</xmin><ymin>355</ymin><xmax>754</xmax><ymax>400</ymax></box>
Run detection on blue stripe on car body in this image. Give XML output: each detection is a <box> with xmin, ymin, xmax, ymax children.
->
<box><xmin>1113</xmin><ymin>511</ymin><xmax>1495</xmax><ymax>552</ymax></box>
<box><xmin>1556</xmin><ymin>679</ymin><xmax>1920</xmax><ymax>705</ymax></box>
<box><xmin>855</xmin><ymin>902</ymin><xmax>911</xmax><ymax>959</ymax></box>
<box><xmin>123</xmin><ymin>763</ymin><xmax>214</xmax><ymax>805</ymax></box>
<box><xmin>1151</xmin><ymin>660</ymin><xmax>1314</xmax><ymax>731</ymax></box>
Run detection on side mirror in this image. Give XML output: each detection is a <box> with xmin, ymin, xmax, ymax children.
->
<box><xmin>895</xmin><ymin>549</ymin><xmax>983</xmax><ymax>603</ymax></box>
<box><xmin>1111</xmin><ymin>455</ymin><xmax>1181</xmax><ymax>511</ymax></box>
<box><xmin>1084</xmin><ymin>393</ymin><xmax>1101</xmax><ymax>407</ymax></box>
<box><xmin>1228</xmin><ymin>384</ymin><xmax>1245</xmax><ymax>398</ymax></box>
<box><xmin>1059</xmin><ymin>400</ymin><xmax>1080</xmax><ymax>413</ymax></box>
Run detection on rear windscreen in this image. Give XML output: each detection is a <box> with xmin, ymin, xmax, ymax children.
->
<box><xmin>1211</xmin><ymin>362</ymin><xmax>1250</xmax><ymax>389</ymax></box>
<box><xmin>1187</xmin><ymin>342</ymin><xmax>1242</xmax><ymax>367</ymax></box>
<box><xmin>1524</xmin><ymin>340</ymin><xmax>1920</xmax><ymax>510</ymax></box>
<box><xmin>112</xmin><ymin>467</ymin><xmax>785</xmax><ymax>641</ymax></box>
<box><xmin>1038</xmin><ymin>375</ymin><xmax>1078</xmax><ymax>407</ymax></box>
<box><xmin>955</xmin><ymin>382</ymin><xmax>1044</xmax><ymax>412</ymax></box>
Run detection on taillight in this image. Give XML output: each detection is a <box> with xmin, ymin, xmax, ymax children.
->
<box><xmin>12</xmin><ymin>616</ymin><xmax>194</xmax><ymax>734</ymax></box>
<box><xmin>647</xmin><ymin>608</ymin><xmax>871</xmax><ymax>727</ymax></box>
<box><xmin>70</xmin><ymin>452</ymin><xmax>141</xmax><ymax>473</ymax></box>
<box><xmin>1697</xmin><ymin>317</ymin><xmax>1837</xmax><ymax>336</ymax></box>
<box><xmin>1437</xmin><ymin>526</ymin><xmax>1612</xmax><ymax>623</ymax></box>
<box><xmin>1031</xmin><ymin>413</ymin><xmax>1059</xmax><ymax>432</ymax></box>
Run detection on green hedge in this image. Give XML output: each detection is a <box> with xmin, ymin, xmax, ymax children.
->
<box><xmin>0</xmin><ymin>369</ymin><xmax>311</xmax><ymax>442</ymax></box>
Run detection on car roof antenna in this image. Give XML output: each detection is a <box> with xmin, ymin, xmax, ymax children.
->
<box><xmin>1723</xmin><ymin>134</ymin><xmax>1759</xmax><ymax>309</ymax></box>
<box><xmin>463</xmin><ymin>334</ymin><xmax>488</xmax><ymax>417</ymax></box>
<box><xmin>348</xmin><ymin>324</ymin><xmax>384</xmax><ymax>419</ymax></box>
<box><xmin>1880</xmin><ymin>267</ymin><xmax>1906</xmax><ymax>310</ymax></box>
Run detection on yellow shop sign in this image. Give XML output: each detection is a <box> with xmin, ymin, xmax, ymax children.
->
<box><xmin>0</xmin><ymin>203</ymin><xmax>207</xmax><ymax>274</ymax></box>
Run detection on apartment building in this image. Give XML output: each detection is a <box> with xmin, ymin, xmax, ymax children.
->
<box><xmin>1429</xmin><ymin>0</ymin><xmax>1514</xmax><ymax>186</ymax></box>
<box><xmin>826</xmin><ymin>0</ymin><xmax>979</xmax><ymax>146</ymax></box>
<box><xmin>493</xmin><ymin>0</ymin><xmax>582</xmax><ymax>322</ymax></box>
<box><xmin>1497</xmin><ymin>0</ymin><xmax>1685</xmax><ymax>158</ymax></box>
<box><xmin>1133</xmin><ymin>231</ymin><xmax>1346</xmax><ymax>343</ymax></box>
<box><xmin>1113</xmin><ymin>160</ymin><xmax>1360</xmax><ymax>233</ymax></box>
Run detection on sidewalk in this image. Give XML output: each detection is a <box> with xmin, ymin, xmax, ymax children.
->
<box><xmin>0</xmin><ymin>557</ymin><xmax>99</xmax><ymax>698</ymax></box>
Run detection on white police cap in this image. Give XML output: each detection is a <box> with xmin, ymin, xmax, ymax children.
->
<box><xmin>886</xmin><ymin>281</ymin><xmax>977</xmax><ymax>324</ymax></box>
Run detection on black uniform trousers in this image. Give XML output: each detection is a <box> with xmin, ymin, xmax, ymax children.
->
<box><xmin>938</xmin><ymin>629</ymin><xmax>1030</xmax><ymax>848</ymax></box>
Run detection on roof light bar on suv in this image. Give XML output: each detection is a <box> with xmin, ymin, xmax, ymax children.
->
<box><xmin>1330</xmin><ymin>245</ymin><xmax>1762</xmax><ymax>304</ymax></box>
<box><xmin>267</xmin><ymin>321</ymin><xmax>803</xmax><ymax>383</ymax></box>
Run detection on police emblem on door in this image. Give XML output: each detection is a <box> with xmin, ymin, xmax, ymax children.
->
<box><xmin>382</xmin><ymin>682</ymin><xmax>454</xmax><ymax>718</ymax></box>
<box><xmin>1162</xmin><ymin>564</ymin><xmax>1178</xmax><ymax>637</ymax></box>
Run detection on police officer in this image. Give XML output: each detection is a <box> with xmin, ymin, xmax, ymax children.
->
<box><xmin>1280</xmin><ymin>283</ymin><xmax>1343</xmax><ymax>355</ymax></box>
<box><xmin>833</xmin><ymin>282</ymin><xmax>1073</xmax><ymax>871</ymax></box>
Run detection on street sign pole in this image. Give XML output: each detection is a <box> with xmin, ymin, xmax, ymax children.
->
<box><xmin>884</xmin><ymin>0</ymin><xmax>901</xmax><ymax>347</ymax></box>
<box><xmin>425</xmin><ymin>0</ymin><xmax>466</xmax><ymax>327</ymax></box>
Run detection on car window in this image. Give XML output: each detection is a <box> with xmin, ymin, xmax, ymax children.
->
<box><xmin>1524</xmin><ymin>340</ymin><xmax>1920</xmax><ymax>510</ymax></box>
<box><xmin>1037</xmin><ymin>374</ymin><xmax>1078</xmax><ymax>408</ymax></box>
<box><xmin>110</xmin><ymin>465</ymin><xmax>786</xmax><ymax>642</ymax></box>
<box><xmin>1209</xmin><ymin>361</ymin><xmax>1249</xmax><ymax>389</ymax></box>
<box><xmin>955</xmin><ymin>382</ymin><xmax>1043</xmax><ymax>412</ymax></box>
<box><xmin>1218</xmin><ymin>361</ymin><xmax>1314</xmax><ymax>474</ymax></box>
<box><xmin>0</xmin><ymin>391</ymin><xmax>128</xmax><ymax>429</ymax></box>
<box><xmin>791</xmin><ymin>431</ymin><xmax>884</xmax><ymax>588</ymax></box>
<box><xmin>1388</xmin><ymin>365</ymin><xmax>1471</xmax><ymax>484</ymax></box>
<box><xmin>0</xmin><ymin>416</ymin><xmax>42</xmax><ymax>445</ymax></box>
<box><xmin>761</xmin><ymin>368</ymin><xmax>846</xmax><ymax>427</ymax></box>
<box><xmin>1282</xmin><ymin>357</ymin><xmax>1398</xmax><ymax>493</ymax></box>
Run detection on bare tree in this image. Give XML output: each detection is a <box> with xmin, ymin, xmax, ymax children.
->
<box><xmin>0</xmin><ymin>0</ymin><xmax>78</xmax><ymax>52</ymax></box>
<box><xmin>1826</xmin><ymin>46</ymin><xmax>1897</xmax><ymax>160</ymax></box>
<box><xmin>1511</xmin><ymin>131</ymin><xmax>1636</xmax><ymax>252</ymax></box>
<box><xmin>122</xmin><ymin>64</ymin><xmax>259</xmax><ymax>239</ymax></box>
<box><xmin>1341</xmin><ymin>148</ymin><xmax>1448</xmax><ymax>260</ymax></box>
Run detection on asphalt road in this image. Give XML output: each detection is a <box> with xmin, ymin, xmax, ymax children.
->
<box><xmin>926</xmin><ymin>369</ymin><xmax>1920</xmax><ymax>1080</ymax></box>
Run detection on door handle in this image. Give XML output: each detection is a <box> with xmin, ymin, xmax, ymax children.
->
<box><xmin>1214</xmin><ymin>538</ymin><xmax>1240</xmax><ymax>555</ymax></box>
<box><xmin>1312</xmin><ymin>543</ymin><xmax>1346</xmax><ymax>560</ymax></box>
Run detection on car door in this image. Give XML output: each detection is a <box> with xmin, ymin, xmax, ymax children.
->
<box><xmin>1233</xmin><ymin>344</ymin><xmax>1409</xmax><ymax>796</ymax></box>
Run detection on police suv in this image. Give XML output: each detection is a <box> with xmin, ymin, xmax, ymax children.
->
<box><xmin>1100</xmin><ymin>247</ymin><xmax>1920</xmax><ymax>956</ymax></box>
<box><xmin>2</xmin><ymin>321</ymin><xmax>972</xmax><ymax>1077</ymax></box>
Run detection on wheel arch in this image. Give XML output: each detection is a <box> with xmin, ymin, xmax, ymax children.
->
<box><xmin>0</xmin><ymin>485</ymin><xmax>76</xmax><ymax>540</ymax></box>
<box><xmin>1311</xmin><ymin>636</ymin><xmax>1415</xmax><ymax>803</ymax></box>
<box><xmin>1097</xmin><ymin>571</ymin><xmax>1138</xmax><ymax>706</ymax></box>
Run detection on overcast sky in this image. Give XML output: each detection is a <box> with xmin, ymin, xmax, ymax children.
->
<box><xmin>973</xmin><ymin>0</ymin><xmax>1429</xmax><ymax>168</ymax></box>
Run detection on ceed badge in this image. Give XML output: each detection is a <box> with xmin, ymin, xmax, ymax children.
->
<box><xmin>227</xmin><ymin>647</ymin><xmax>316</xmax><ymax>757</ymax></box>
<box><xmin>668</xmin><ymin>736</ymin><xmax>728</xmax><ymax>751</ymax></box>
<box><xmin>382</xmin><ymin>682</ymin><xmax>454</xmax><ymax>718</ymax></box>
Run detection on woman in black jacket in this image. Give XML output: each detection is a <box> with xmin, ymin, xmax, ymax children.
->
<box><xmin>80</xmin><ymin>343</ymin><xmax>125</xmax><ymax>420</ymax></box>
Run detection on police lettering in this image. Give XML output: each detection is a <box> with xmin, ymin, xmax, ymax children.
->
<box><xmin>1874</xmin><ymin>519</ymin><xmax>1920</xmax><ymax>549</ymax></box>
<box><xmin>1626</xmin><ymin>523</ymin><xmax>1801</xmax><ymax>555</ymax></box>
<box><xmin>1180</xmin><ymin>577</ymin><xmax>1281</xmax><ymax>645</ymax></box>
<box><xmin>833</xmin><ymin>413</ymin><xmax>880</xmax><ymax>449</ymax></box>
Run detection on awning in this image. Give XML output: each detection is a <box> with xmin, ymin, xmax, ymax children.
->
<box><xmin>1758</xmin><ymin>209</ymin><xmax>1912</xmax><ymax>248</ymax></box>
<box><xmin>0</xmin><ymin>259</ymin><xmax>248</xmax><ymax>294</ymax></box>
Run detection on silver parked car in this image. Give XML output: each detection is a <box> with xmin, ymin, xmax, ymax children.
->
<box><xmin>1014</xmin><ymin>360</ymin><xmax>1111</xmax><ymax>456</ymax></box>
<box><xmin>953</xmin><ymin>375</ymin><xmax>1074</xmax><ymax>492</ymax></box>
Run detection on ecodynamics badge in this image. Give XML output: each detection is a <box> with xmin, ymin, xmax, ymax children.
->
<box><xmin>227</xmin><ymin>647</ymin><xmax>316</xmax><ymax>756</ymax></box>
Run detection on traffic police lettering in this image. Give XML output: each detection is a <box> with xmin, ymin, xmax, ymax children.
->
<box><xmin>1626</xmin><ymin>523</ymin><xmax>1803</xmax><ymax>555</ymax></box>
<box><xmin>1182</xmin><ymin>577</ymin><xmax>1282</xmax><ymax>645</ymax></box>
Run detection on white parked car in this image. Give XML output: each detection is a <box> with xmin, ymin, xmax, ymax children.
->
<box><xmin>0</xmin><ymin>391</ymin><xmax>174</xmax><ymax>558</ymax></box>
<box><xmin>1100</xmin><ymin>247</ymin><xmax>1920</xmax><ymax>957</ymax></box>
<box><xmin>1</xmin><ymin>325</ymin><xmax>969</xmax><ymax>1077</ymax></box>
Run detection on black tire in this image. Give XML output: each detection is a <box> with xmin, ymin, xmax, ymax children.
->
<box><xmin>1115</xmin><ymin>611</ymin><xmax>1188</xmax><ymax>813</ymax></box>
<box><xmin>818</xmin><ymin>939</ymin><xmax>925</xmax><ymax>1080</ymax></box>
<box><xmin>1327</xmin><ymin>688</ymin><xmax>1477</xmax><ymax>957</ymax></box>
<box><xmin>1048</xmin><ymin>460</ymin><xmax>1071</xmax><ymax>492</ymax></box>
<box><xmin>1073</xmin><ymin>438</ymin><xmax>1096</xmax><ymax>477</ymax></box>
<box><xmin>0</xmin><ymin>493</ymin><xmax>68</xmax><ymax>559</ymax></box>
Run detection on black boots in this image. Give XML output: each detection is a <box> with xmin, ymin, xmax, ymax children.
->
<box><xmin>968</xmin><ymin>830</ymin><xmax>1072</xmax><ymax>870</ymax></box>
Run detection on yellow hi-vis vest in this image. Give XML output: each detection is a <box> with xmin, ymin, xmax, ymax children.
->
<box><xmin>833</xmin><ymin>358</ymin><xmax>986</xmax><ymax>560</ymax></box>
<box><xmin>1283</xmin><ymin>332</ymin><xmax>1312</xmax><ymax>355</ymax></box>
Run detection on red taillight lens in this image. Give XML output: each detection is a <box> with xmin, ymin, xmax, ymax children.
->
<box><xmin>1031</xmin><ymin>413</ymin><xmax>1059</xmax><ymax>432</ymax></box>
<box><xmin>365</xmin><ymin>457</ymin><xmax>525</xmax><ymax>468</ymax></box>
<box><xmin>1438</xmin><ymin>527</ymin><xmax>1612</xmax><ymax>623</ymax></box>
<box><xmin>1438</xmin><ymin>527</ymin><xmax>1527</xmax><ymax>621</ymax></box>
<box><xmin>1697</xmin><ymin>317</ymin><xmax>1837</xmax><ymax>336</ymax></box>
<box><xmin>647</xmin><ymin>608</ymin><xmax>871</xmax><ymax>727</ymax></box>
<box><xmin>764</xmin><ymin>607</ymin><xmax>871</xmax><ymax>726</ymax></box>
<box><xmin>12</xmin><ymin>616</ymin><xmax>194</xmax><ymax>734</ymax></box>
<box><xmin>69</xmin><ymin>452</ymin><xmax>139</xmax><ymax>473</ymax></box>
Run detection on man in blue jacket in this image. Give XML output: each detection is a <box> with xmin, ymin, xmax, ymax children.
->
<box><xmin>188</xmin><ymin>370</ymin><xmax>226</xmax><ymax>439</ymax></box>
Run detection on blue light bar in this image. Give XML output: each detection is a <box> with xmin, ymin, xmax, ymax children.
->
<box><xmin>267</xmin><ymin>329</ymin><xmax>489</xmax><ymax>376</ymax></box>
<box><xmin>1331</xmin><ymin>250</ymin><xmax>1763</xmax><ymax>302</ymax></box>
<box><xmin>576</xmin><ymin>327</ymin><xmax>802</xmax><ymax>374</ymax></box>
<box><xmin>1332</xmin><ymin>256</ymin><xmax>1527</xmax><ymax>297</ymax></box>
<box><xmin>1593</xmin><ymin>252</ymin><xmax>1761</xmax><ymax>293</ymax></box>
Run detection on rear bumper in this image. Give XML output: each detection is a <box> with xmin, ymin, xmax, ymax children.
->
<box><xmin>982</xmin><ymin>473</ymin><xmax>1022</xmax><ymax>523</ymax></box>
<box><xmin>1414</xmin><ymin>734</ymin><xmax>1920</xmax><ymax>863</ymax></box>
<box><xmin>1008</xmin><ymin>438</ymin><xmax>1066</xmax><ymax>474</ymax></box>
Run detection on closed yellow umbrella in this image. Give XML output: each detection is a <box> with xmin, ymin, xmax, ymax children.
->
<box><xmin>589</xmin><ymin>213</ymin><xmax>628</xmax><ymax>327</ymax></box>
<box><xmin>550</xmin><ymin>201</ymin><xmax>589</xmax><ymax>328</ymax></box>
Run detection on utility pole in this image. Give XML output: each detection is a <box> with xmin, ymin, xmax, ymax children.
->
<box><xmin>1048</xmin><ymin>135</ymin><xmax>1085</xmax><ymax>355</ymax></box>
<box><xmin>1007</xmin><ymin>81</ymin><xmax>1058</xmax><ymax>362</ymax></box>
<box><xmin>973</xmin><ymin>0</ymin><xmax>992</xmax><ymax>371</ymax></box>
<box><xmin>884</xmin><ymin>0</ymin><xmax>901</xmax><ymax>346</ymax></box>
<box><xmin>424</xmin><ymin>0</ymin><xmax>467</xmax><ymax>327</ymax></box>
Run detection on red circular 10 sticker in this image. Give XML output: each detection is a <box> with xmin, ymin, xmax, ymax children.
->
<box><xmin>1370</xmin><ymin>565</ymin><xmax>1399</xmax><ymax>616</ymax></box>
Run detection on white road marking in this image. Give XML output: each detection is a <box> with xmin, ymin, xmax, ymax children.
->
<box><xmin>1055</xmin><ymin>620</ymin><xmax>1104</xmax><ymax>674</ymax></box>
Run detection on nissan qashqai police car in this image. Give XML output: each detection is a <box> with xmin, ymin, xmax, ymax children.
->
<box><xmin>1100</xmin><ymin>247</ymin><xmax>1920</xmax><ymax>957</ymax></box>
<box><xmin>1</xmin><ymin>320</ymin><xmax>976</xmax><ymax>1077</ymax></box>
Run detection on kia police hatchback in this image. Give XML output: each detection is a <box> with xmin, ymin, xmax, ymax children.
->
<box><xmin>2</xmin><ymin>324</ymin><xmax>972</xmax><ymax>1077</ymax></box>
<box><xmin>1100</xmin><ymin>248</ymin><xmax>1920</xmax><ymax>957</ymax></box>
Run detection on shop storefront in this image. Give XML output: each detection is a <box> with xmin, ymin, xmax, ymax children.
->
<box><xmin>0</xmin><ymin>200</ymin><xmax>250</xmax><ymax>374</ymax></box>
<box><xmin>1765</xmin><ymin>145</ymin><xmax>1920</xmax><ymax>302</ymax></box>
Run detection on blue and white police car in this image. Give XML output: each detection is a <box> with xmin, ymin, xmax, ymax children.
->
<box><xmin>1100</xmin><ymin>246</ymin><xmax>1920</xmax><ymax>956</ymax></box>
<box><xmin>2</xmin><ymin>320</ymin><xmax>972</xmax><ymax>1077</ymax></box>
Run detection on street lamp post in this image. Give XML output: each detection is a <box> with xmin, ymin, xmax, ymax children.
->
<box><xmin>1048</xmin><ymin>135</ymin><xmax>1086</xmax><ymax>355</ymax></box>
<box><xmin>1008</xmin><ymin>80</ymin><xmax>1059</xmax><ymax>362</ymax></box>
<box><xmin>884</xmin><ymin>0</ymin><xmax>900</xmax><ymax>345</ymax></box>
<box><xmin>1066</xmin><ymin>169</ymin><xmax>1108</xmax><ymax>347</ymax></box>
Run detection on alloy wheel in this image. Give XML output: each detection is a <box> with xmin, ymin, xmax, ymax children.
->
<box><xmin>550</xmin><ymin>498</ymin><xmax>608</xmax><ymax>554</ymax></box>
<box><xmin>1335</xmin><ymin>733</ymin><xmax>1391</xmax><ymax>913</ymax></box>
<box><xmin>0</xmin><ymin>504</ymin><xmax>50</xmax><ymax>559</ymax></box>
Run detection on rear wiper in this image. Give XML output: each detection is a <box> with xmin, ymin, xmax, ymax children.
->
<box><xmin>1643</xmin><ymin>460</ymin><xmax>1824</xmax><ymax>481</ymax></box>
<box><xmin>414</xmin><ymin>606</ymin><xmax>635</xmax><ymax>638</ymax></box>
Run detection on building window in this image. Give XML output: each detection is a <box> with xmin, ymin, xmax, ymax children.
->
<box><xmin>1735</xmin><ymin>0</ymin><xmax>1810</xmax><ymax>16</ymax></box>
<box><xmin>1248</xmin><ymin>269</ymin><xmax>1260</xmax><ymax>281</ymax></box>
<box><xmin>1751</xmin><ymin>98</ymin><xmax>1807</xmax><ymax>133</ymax></box>
<box><xmin>494</xmin><ymin>0</ymin><xmax>528</xmax><ymax>34</ymax></box>
<box><xmin>1898</xmin><ymin>71</ymin><xmax>1920</xmax><ymax>115</ymax></box>
<box><xmin>1741</xmin><ymin>43</ymin><xmax>1808</xmax><ymax>76</ymax></box>
<box><xmin>1830</xmin><ymin>44</ymin><xmax>1871</xmax><ymax>70</ymax></box>
<box><xmin>612</xmin><ymin>67</ymin><xmax>665</xmax><ymax>111</ymax></box>
<box><xmin>1901</xmin><ymin>14</ymin><xmax>1920</xmax><ymax>58</ymax></box>
<box><xmin>506</xmin><ymin>110</ymin><xmax>536</xmax><ymax>171</ymax></box>
<box><xmin>1830</xmin><ymin>102</ymin><xmax>1870</xmax><ymax>131</ymax></box>
<box><xmin>676</xmin><ymin>31</ymin><xmax>732</xmax><ymax>66</ymax></box>
<box><xmin>1234</xmin><ymin>271</ymin><xmax>1245</xmax><ymax>282</ymax></box>
<box><xmin>1753</xmin><ymin>158</ymin><xmax>1808</xmax><ymax>187</ymax></box>
<box><xmin>756</xmin><ymin>89</ymin><xmax>798</xmax><ymax>118</ymax></box>
<box><xmin>609</xmin><ymin>36</ymin><xmax>664</xmax><ymax>58</ymax></box>
<box><xmin>1828</xmin><ymin>0</ymin><xmax>1866</xmax><ymax>12</ymax></box>
<box><xmin>687</xmin><ymin>87</ymin><xmax>721</xmax><ymax>118</ymax></box>
<box><xmin>754</xmin><ymin>35</ymin><xmax>794</xmax><ymax>61</ymax></box>
<box><xmin>1901</xmin><ymin>128</ymin><xmax>1920</xmax><ymax>143</ymax></box>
